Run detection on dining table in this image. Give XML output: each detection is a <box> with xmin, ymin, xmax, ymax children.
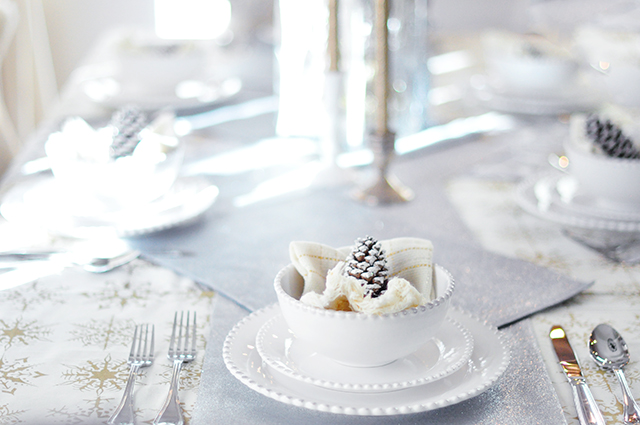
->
<box><xmin>1</xmin><ymin>26</ymin><xmax>639</xmax><ymax>425</ymax></box>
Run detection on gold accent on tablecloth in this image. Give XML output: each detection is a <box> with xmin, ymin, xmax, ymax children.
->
<box><xmin>0</xmin><ymin>255</ymin><xmax>213</xmax><ymax>424</ymax></box>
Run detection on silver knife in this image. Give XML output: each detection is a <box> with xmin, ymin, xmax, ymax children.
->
<box><xmin>550</xmin><ymin>325</ymin><xmax>606</xmax><ymax>425</ymax></box>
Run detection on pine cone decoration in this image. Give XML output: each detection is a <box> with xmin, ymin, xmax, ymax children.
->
<box><xmin>585</xmin><ymin>114</ymin><xmax>640</xmax><ymax>159</ymax></box>
<box><xmin>109</xmin><ymin>105</ymin><xmax>148</xmax><ymax>159</ymax></box>
<box><xmin>344</xmin><ymin>236</ymin><xmax>389</xmax><ymax>298</ymax></box>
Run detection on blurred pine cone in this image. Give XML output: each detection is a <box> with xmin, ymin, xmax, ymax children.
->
<box><xmin>344</xmin><ymin>236</ymin><xmax>389</xmax><ymax>298</ymax></box>
<box><xmin>109</xmin><ymin>105</ymin><xmax>148</xmax><ymax>159</ymax></box>
<box><xmin>585</xmin><ymin>114</ymin><xmax>640</xmax><ymax>159</ymax></box>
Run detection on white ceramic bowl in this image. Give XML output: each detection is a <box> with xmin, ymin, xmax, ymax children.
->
<box><xmin>565</xmin><ymin>141</ymin><xmax>640</xmax><ymax>210</ymax></box>
<box><xmin>485</xmin><ymin>55</ymin><xmax>579</xmax><ymax>95</ymax></box>
<box><xmin>602</xmin><ymin>65</ymin><xmax>640</xmax><ymax>107</ymax></box>
<box><xmin>45</xmin><ymin>124</ymin><xmax>185</xmax><ymax>215</ymax></box>
<box><xmin>573</xmin><ymin>26</ymin><xmax>640</xmax><ymax>107</ymax></box>
<box><xmin>274</xmin><ymin>263</ymin><xmax>455</xmax><ymax>368</ymax></box>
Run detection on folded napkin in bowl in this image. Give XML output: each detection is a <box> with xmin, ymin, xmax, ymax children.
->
<box><xmin>290</xmin><ymin>237</ymin><xmax>434</xmax><ymax>299</ymax></box>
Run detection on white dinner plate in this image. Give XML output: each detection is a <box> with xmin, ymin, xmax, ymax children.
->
<box><xmin>255</xmin><ymin>312</ymin><xmax>473</xmax><ymax>393</ymax></box>
<box><xmin>471</xmin><ymin>75</ymin><xmax>599</xmax><ymax>115</ymax></box>
<box><xmin>515</xmin><ymin>172</ymin><xmax>640</xmax><ymax>231</ymax></box>
<box><xmin>0</xmin><ymin>175</ymin><xmax>218</xmax><ymax>238</ymax></box>
<box><xmin>81</xmin><ymin>75</ymin><xmax>242</xmax><ymax>110</ymax></box>
<box><xmin>223</xmin><ymin>304</ymin><xmax>509</xmax><ymax>416</ymax></box>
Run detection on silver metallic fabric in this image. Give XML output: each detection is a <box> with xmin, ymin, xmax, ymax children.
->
<box><xmin>130</xmin><ymin>136</ymin><xmax>588</xmax><ymax>424</ymax></box>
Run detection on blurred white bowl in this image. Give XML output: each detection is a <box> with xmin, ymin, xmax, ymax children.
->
<box><xmin>482</xmin><ymin>30</ymin><xmax>579</xmax><ymax>95</ymax></box>
<box><xmin>565</xmin><ymin>141</ymin><xmax>640</xmax><ymax>211</ymax></box>
<box><xmin>44</xmin><ymin>116</ymin><xmax>184</xmax><ymax>215</ymax></box>
<box><xmin>274</xmin><ymin>263</ymin><xmax>455</xmax><ymax>368</ymax></box>
<box><xmin>485</xmin><ymin>55</ymin><xmax>579</xmax><ymax>94</ymax></box>
<box><xmin>573</xmin><ymin>26</ymin><xmax>640</xmax><ymax>107</ymax></box>
<box><xmin>602</xmin><ymin>65</ymin><xmax>640</xmax><ymax>107</ymax></box>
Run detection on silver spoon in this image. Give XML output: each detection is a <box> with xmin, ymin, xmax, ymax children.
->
<box><xmin>79</xmin><ymin>250</ymin><xmax>142</xmax><ymax>273</ymax></box>
<box><xmin>0</xmin><ymin>248</ymin><xmax>190</xmax><ymax>273</ymax></box>
<box><xmin>589</xmin><ymin>323</ymin><xmax>640</xmax><ymax>424</ymax></box>
<box><xmin>0</xmin><ymin>249</ymin><xmax>141</xmax><ymax>273</ymax></box>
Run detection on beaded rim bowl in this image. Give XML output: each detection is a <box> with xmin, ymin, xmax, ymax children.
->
<box><xmin>274</xmin><ymin>263</ymin><xmax>455</xmax><ymax>367</ymax></box>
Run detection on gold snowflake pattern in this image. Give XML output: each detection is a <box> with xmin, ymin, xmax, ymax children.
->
<box><xmin>81</xmin><ymin>280</ymin><xmax>158</xmax><ymax>310</ymax></box>
<box><xmin>0</xmin><ymin>318</ymin><xmax>51</xmax><ymax>349</ymax></box>
<box><xmin>60</xmin><ymin>353</ymin><xmax>129</xmax><ymax>394</ymax></box>
<box><xmin>0</xmin><ymin>403</ymin><xmax>24</xmax><ymax>424</ymax></box>
<box><xmin>52</xmin><ymin>351</ymin><xmax>151</xmax><ymax>423</ymax></box>
<box><xmin>1</xmin><ymin>281</ymin><xmax>67</xmax><ymax>312</ymax></box>
<box><xmin>0</xmin><ymin>356</ymin><xmax>45</xmax><ymax>395</ymax></box>
<box><xmin>69</xmin><ymin>317</ymin><xmax>135</xmax><ymax>350</ymax></box>
<box><xmin>156</xmin><ymin>357</ymin><xmax>203</xmax><ymax>392</ymax></box>
<box><xmin>198</xmin><ymin>290</ymin><xmax>216</xmax><ymax>302</ymax></box>
<box><xmin>47</xmin><ymin>396</ymin><xmax>120</xmax><ymax>424</ymax></box>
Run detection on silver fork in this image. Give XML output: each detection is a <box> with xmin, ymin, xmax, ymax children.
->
<box><xmin>108</xmin><ymin>324</ymin><xmax>155</xmax><ymax>425</ymax></box>
<box><xmin>153</xmin><ymin>311</ymin><xmax>197</xmax><ymax>425</ymax></box>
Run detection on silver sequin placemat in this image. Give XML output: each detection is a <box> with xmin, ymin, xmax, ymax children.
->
<box><xmin>131</xmin><ymin>144</ymin><xmax>588</xmax><ymax>424</ymax></box>
<box><xmin>193</xmin><ymin>298</ymin><xmax>567</xmax><ymax>425</ymax></box>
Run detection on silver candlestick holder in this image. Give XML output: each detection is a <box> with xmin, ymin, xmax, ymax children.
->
<box><xmin>354</xmin><ymin>130</ymin><xmax>413</xmax><ymax>205</ymax></box>
<box><xmin>354</xmin><ymin>0</ymin><xmax>413</xmax><ymax>205</ymax></box>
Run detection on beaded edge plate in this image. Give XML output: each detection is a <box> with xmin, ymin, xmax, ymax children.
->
<box><xmin>223</xmin><ymin>304</ymin><xmax>509</xmax><ymax>416</ymax></box>
<box><xmin>515</xmin><ymin>172</ymin><xmax>640</xmax><ymax>231</ymax></box>
<box><xmin>255</xmin><ymin>313</ymin><xmax>474</xmax><ymax>393</ymax></box>
<box><xmin>0</xmin><ymin>175</ymin><xmax>218</xmax><ymax>238</ymax></box>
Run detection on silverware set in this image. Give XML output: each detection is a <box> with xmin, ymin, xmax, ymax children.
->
<box><xmin>550</xmin><ymin>324</ymin><xmax>640</xmax><ymax>425</ymax></box>
<box><xmin>108</xmin><ymin>311</ymin><xmax>197</xmax><ymax>425</ymax></box>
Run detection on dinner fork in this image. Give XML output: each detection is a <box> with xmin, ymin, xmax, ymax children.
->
<box><xmin>108</xmin><ymin>324</ymin><xmax>155</xmax><ymax>425</ymax></box>
<box><xmin>153</xmin><ymin>311</ymin><xmax>197</xmax><ymax>425</ymax></box>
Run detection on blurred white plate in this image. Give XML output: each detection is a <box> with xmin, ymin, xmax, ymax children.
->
<box><xmin>255</xmin><ymin>312</ymin><xmax>474</xmax><ymax>393</ymax></box>
<box><xmin>81</xmin><ymin>75</ymin><xmax>242</xmax><ymax>110</ymax></box>
<box><xmin>471</xmin><ymin>74</ymin><xmax>599</xmax><ymax>115</ymax></box>
<box><xmin>223</xmin><ymin>304</ymin><xmax>509</xmax><ymax>416</ymax></box>
<box><xmin>516</xmin><ymin>172</ymin><xmax>640</xmax><ymax>231</ymax></box>
<box><xmin>0</xmin><ymin>175</ymin><xmax>218</xmax><ymax>238</ymax></box>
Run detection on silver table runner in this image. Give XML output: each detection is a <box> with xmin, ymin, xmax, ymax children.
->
<box><xmin>193</xmin><ymin>298</ymin><xmax>566</xmax><ymax>424</ymax></box>
<box><xmin>130</xmin><ymin>138</ymin><xmax>589</xmax><ymax>424</ymax></box>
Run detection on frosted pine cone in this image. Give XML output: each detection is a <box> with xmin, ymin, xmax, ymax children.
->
<box><xmin>109</xmin><ymin>105</ymin><xmax>148</xmax><ymax>159</ymax></box>
<box><xmin>585</xmin><ymin>114</ymin><xmax>640</xmax><ymax>159</ymax></box>
<box><xmin>344</xmin><ymin>236</ymin><xmax>389</xmax><ymax>298</ymax></box>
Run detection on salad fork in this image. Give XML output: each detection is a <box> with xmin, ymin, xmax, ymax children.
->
<box><xmin>108</xmin><ymin>324</ymin><xmax>155</xmax><ymax>425</ymax></box>
<box><xmin>153</xmin><ymin>311</ymin><xmax>197</xmax><ymax>425</ymax></box>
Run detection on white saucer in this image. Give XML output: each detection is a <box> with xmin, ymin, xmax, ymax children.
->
<box><xmin>223</xmin><ymin>304</ymin><xmax>509</xmax><ymax>416</ymax></box>
<box><xmin>255</xmin><ymin>312</ymin><xmax>473</xmax><ymax>393</ymax></box>
<box><xmin>81</xmin><ymin>75</ymin><xmax>242</xmax><ymax>110</ymax></box>
<box><xmin>516</xmin><ymin>172</ymin><xmax>640</xmax><ymax>231</ymax></box>
<box><xmin>471</xmin><ymin>75</ymin><xmax>599</xmax><ymax>115</ymax></box>
<box><xmin>0</xmin><ymin>175</ymin><xmax>218</xmax><ymax>238</ymax></box>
